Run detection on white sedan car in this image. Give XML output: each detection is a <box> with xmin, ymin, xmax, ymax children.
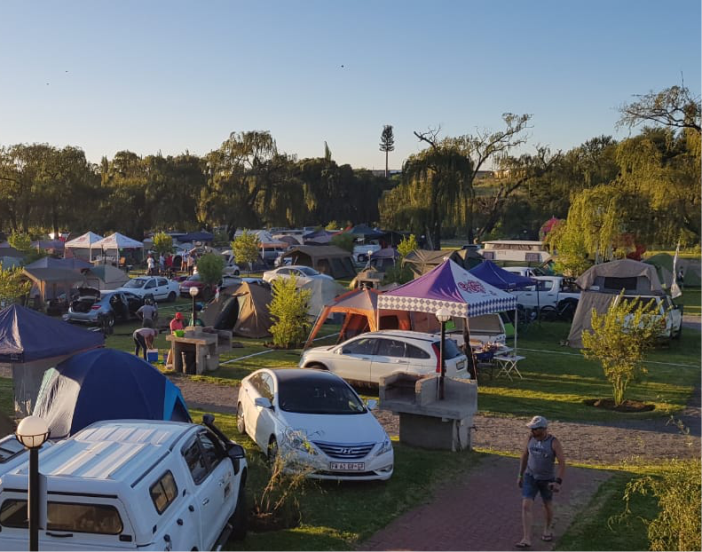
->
<box><xmin>262</xmin><ymin>265</ymin><xmax>335</xmax><ymax>285</ymax></box>
<box><xmin>116</xmin><ymin>276</ymin><xmax>180</xmax><ymax>302</ymax></box>
<box><xmin>237</xmin><ymin>368</ymin><xmax>394</xmax><ymax>481</ymax></box>
<box><xmin>299</xmin><ymin>330</ymin><xmax>469</xmax><ymax>385</ymax></box>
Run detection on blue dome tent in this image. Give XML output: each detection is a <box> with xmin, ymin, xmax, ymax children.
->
<box><xmin>33</xmin><ymin>348</ymin><xmax>191</xmax><ymax>439</ymax></box>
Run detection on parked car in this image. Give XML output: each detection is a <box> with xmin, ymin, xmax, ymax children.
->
<box><xmin>179</xmin><ymin>273</ymin><xmax>241</xmax><ymax>299</ymax></box>
<box><xmin>0</xmin><ymin>418</ymin><xmax>247</xmax><ymax>550</ymax></box>
<box><xmin>298</xmin><ymin>330</ymin><xmax>470</xmax><ymax>385</ymax></box>
<box><xmin>237</xmin><ymin>368</ymin><xmax>393</xmax><ymax>481</ymax></box>
<box><xmin>116</xmin><ymin>276</ymin><xmax>180</xmax><ymax>302</ymax></box>
<box><xmin>64</xmin><ymin>288</ymin><xmax>144</xmax><ymax>327</ymax></box>
<box><xmin>218</xmin><ymin>251</ymin><xmax>241</xmax><ymax>276</ymax></box>
<box><xmin>262</xmin><ymin>265</ymin><xmax>335</xmax><ymax>285</ymax></box>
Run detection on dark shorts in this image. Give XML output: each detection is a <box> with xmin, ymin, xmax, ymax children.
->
<box><xmin>522</xmin><ymin>472</ymin><xmax>553</xmax><ymax>502</ymax></box>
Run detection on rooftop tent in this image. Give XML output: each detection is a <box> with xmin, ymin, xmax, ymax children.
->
<box><xmin>64</xmin><ymin>231</ymin><xmax>104</xmax><ymax>261</ymax></box>
<box><xmin>401</xmin><ymin>249</ymin><xmax>465</xmax><ymax>277</ymax></box>
<box><xmin>25</xmin><ymin>257</ymin><xmax>93</xmax><ymax>271</ymax></box>
<box><xmin>469</xmin><ymin>260</ymin><xmax>535</xmax><ymax>290</ymax></box>
<box><xmin>0</xmin><ymin>304</ymin><xmax>104</xmax><ymax>416</ymax></box>
<box><xmin>200</xmin><ymin>281</ymin><xmax>273</xmax><ymax>338</ymax></box>
<box><xmin>85</xmin><ymin>264</ymin><xmax>130</xmax><ymax>290</ymax></box>
<box><xmin>179</xmin><ymin>230</ymin><xmax>214</xmax><ymax>243</ymax></box>
<box><xmin>281</xmin><ymin>245</ymin><xmax>356</xmax><ymax>279</ymax></box>
<box><xmin>32</xmin><ymin>348</ymin><xmax>191</xmax><ymax>439</ymax></box>
<box><xmin>576</xmin><ymin>259</ymin><xmax>664</xmax><ymax>295</ymax></box>
<box><xmin>643</xmin><ymin>253</ymin><xmax>675</xmax><ymax>290</ymax></box>
<box><xmin>304</xmin><ymin>288</ymin><xmax>411</xmax><ymax>348</ymax></box>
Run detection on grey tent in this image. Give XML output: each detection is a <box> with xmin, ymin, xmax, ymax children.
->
<box><xmin>85</xmin><ymin>264</ymin><xmax>130</xmax><ymax>290</ymax></box>
<box><xmin>575</xmin><ymin>259</ymin><xmax>664</xmax><ymax>295</ymax></box>
<box><xmin>567</xmin><ymin>259</ymin><xmax>664</xmax><ymax>348</ymax></box>
<box><xmin>281</xmin><ymin>245</ymin><xmax>356</xmax><ymax>279</ymax></box>
<box><xmin>402</xmin><ymin>249</ymin><xmax>465</xmax><ymax>278</ymax></box>
<box><xmin>201</xmin><ymin>282</ymin><xmax>273</xmax><ymax>338</ymax></box>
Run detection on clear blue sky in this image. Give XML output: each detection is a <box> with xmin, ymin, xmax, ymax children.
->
<box><xmin>0</xmin><ymin>0</ymin><xmax>699</xmax><ymax>170</ymax></box>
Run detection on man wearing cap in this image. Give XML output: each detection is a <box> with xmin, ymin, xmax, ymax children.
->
<box><xmin>169</xmin><ymin>311</ymin><xmax>185</xmax><ymax>333</ymax></box>
<box><xmin>515</xmin><ymin>415</ymin><xmax>566</xmax><ymax>548</ymax></box>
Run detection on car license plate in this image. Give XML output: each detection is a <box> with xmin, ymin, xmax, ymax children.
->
<box><xmin>456</xmin><ymin>360</ymin><xmax>466</xmax><ymax>371</ymax></box>
<box><xmin>329</xmin><ymin>462</ymin><xmax>365</xmax><ymax>471</ymax></box>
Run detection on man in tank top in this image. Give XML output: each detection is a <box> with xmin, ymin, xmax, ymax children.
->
<box><xmin>515</xmin><ymin>415</ymin><xmax>566</xmax><ymax>548</ymax></box>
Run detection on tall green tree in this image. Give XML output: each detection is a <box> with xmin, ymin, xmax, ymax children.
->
<box><xmin>618</xmin><ymin>83</ymin><xmax>701</xmax><ymax>134</ymax></box>
<box><xmin>379</xmin><ymin>125</ymin><xmax>395</xmax><ymax>178</ymax></box>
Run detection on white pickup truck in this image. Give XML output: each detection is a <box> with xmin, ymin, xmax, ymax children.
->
<box><xmin>0</xmin><ymin>417</ymin><xmax>247</xmax><ymax>551</ymax></box>
<box><xmin>615</xmin><ymin>294</ymin><xmax>683</xmax><ymax>340</ymax></box>
<box><xmin>512</xmin><ymin>276</ymin><xmax>581</xmax><ymax>320</ymax></box>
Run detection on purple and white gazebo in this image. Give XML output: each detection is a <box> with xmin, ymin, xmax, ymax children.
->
<box><xmin>377</xmin><ymin>259</ymin><xmax>520</xmax><ymax>349</ymax></box>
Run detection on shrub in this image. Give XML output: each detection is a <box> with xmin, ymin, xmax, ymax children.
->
<box><xmin>617</xmin><ymin>459</ymin><xmax>701</xmax><ymax>551</ymax></box>
<box><xmin>152</xmin><ymin>232</ymin><xmax>173</xmax><ymax>256</ymax></box>
<box><xmin>232</xmin><ymin>230</ymin><xmax>261</xmax><ymax>271</ymax></box>
<box><xmin>397</xmin><ymin>234</ymin><xmax>419</xmax><ymax>258</ymax></box>
<box><xmin>269</xmin><ymin>276</ymin><xmax>311</xmax><ymax>349</ymax></box>
<box><xmin>330</xmin><ymin>233</ymin><xmax>354</xmax><ymax>253</ymax></box>
<box><xmin>582</xmin><ymin>292</ymin><xmax>665</xmax><ymax>406</ymax></box>
<box><xmin>196</xmin><ymin>252</ymin><xmax>224</xmax><ymax>287</ymax></box>
<box><xmin>0</xmin><ymin>265</ymin><xmax>32</xmax><ymax>307</ymax></box>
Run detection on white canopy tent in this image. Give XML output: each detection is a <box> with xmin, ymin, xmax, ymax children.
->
<box><xmin>64</xmin><ymin>231</ymin><xmax>104</xmax><ymax>261</ymax></box>
<box><xmin>90</xmin><ymin>232</ymin><xmax>144</xmax><ymax>264</ymax></box>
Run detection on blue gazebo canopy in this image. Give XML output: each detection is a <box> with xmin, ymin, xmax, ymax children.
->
<box><xmin>469</xmin><ymin>260</ymin><xmax>535</xmax><ymax>290</ymax></box>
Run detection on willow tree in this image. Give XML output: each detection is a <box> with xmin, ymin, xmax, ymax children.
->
<box><xmin>549</xmin><ymin>186</ymin><xmax>622</xmax><ymax>267</ymax></box>
<box><xmin>401</xmin><ymin>139</ymin><xmax>472</xmax><ymax>249</ymax></box>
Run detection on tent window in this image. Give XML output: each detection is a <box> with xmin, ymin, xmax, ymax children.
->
<box><xmin>603</xmin><ymin>276</ymin><xmax>638</xmax><ymax>291</ymax></box>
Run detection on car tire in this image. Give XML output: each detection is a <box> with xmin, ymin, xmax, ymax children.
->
<box><xmin>267</xmin><ymin>436</ymin><xmax>278</xmax><ymax>464</ymax></box>
<box><xmin>539</xmin><ymin>306</ymin><xmax>558</xmax><ymax>322</ymax></box>
<box><xmin>229</xmin><ymin>479</ymin><xmax>248</xmax><ymax>541</ymax></box>
<box><xmin>234</xmin><ymin>270</ymin><xmax>240</xmax><ymax>276</ymax></box>
<box><xmin>673</xmin><ymin>326</ymin><xmax>682</xmax><ymax>340</ymax></box>
<box><xmin>145</xmin><ymin>293</ymin><xmax>155</xmax><ymax>304</ymax></box>
<box><xmin>306</xmin><ymin>362</ymin><xmax>328</xmax><ymax>371</ymax></box>
<box><xmin>236</xmin><ymin>403</ymin><xmax>245</xmax><ymax>434</ymax></box>
<box><xmin>105</xmin><ymin>314</ymin><xmax>115</xmax><ymax>328</ymax></box>
<box><xmin>167</xmin><ymin>291</ymin><xmax>176</xmax><ymax>302</ymax></box>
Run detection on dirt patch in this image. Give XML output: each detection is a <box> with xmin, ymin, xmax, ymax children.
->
<box><xmin>583</xmin><ymin>398</ymin><xmax>655</xmax><ymax>412</ymax></box>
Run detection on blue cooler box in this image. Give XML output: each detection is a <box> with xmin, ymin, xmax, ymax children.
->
<box><xmin>146</xmin><ymin>349</ymin><xmax>159</xmax><ymax>362</ymax></box>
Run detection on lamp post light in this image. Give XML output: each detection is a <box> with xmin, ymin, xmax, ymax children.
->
<box><xmin>367</xmin><ymin>249</ymin><xmax>373</xmax><ymax>270</ymax></box>
<box><xmin>435</xmin><ymin>307</ymin><xmax>451</xmax><ymax>400</ymax></box>
<box><xmin>189</xmin><ymin>286</ymin><xmax>199</xmax><ymax>326</ymax></box>
<box><xmin>16</xmin><ymin>416</ymin><xmax>49</xmax><ymax>552</ymax></box>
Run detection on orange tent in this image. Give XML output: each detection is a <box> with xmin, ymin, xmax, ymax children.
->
<box><xmin>304</xmin><ymin>288</ymin><xmax>411</xmax><ymax>348</ymax></box>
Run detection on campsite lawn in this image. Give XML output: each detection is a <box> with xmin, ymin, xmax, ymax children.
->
<box><xmin>103</xmin><ymin>315</ymin><xmax>701</xmax><ymax>425</ymax></box>
<box><xmin>476</xmin><ymin>320</ymin><xmax>700</xmax><ymax>423</ymax></box>
<box><xmin>191</xmin><ymin>407</ymin><xmax>484</xmax><ymax>551</ymax></box>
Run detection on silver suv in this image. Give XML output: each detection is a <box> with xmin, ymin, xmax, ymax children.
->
<box><xmin>299</xmin><ymin>330</ymin><xmax>469</xmax><ymax>385</ymax></box>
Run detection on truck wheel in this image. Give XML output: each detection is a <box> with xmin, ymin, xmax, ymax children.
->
<box><xmin>539</xmin><ymin>306</ymin><xmax>558</xmax><ymax>322</ymax></box>
<box><xmin>167</xmin><ymin>291</ymin><xmax>176</xmax><ymax>302</ymax></box>
<box><xmin>229</xmin><ymin>480</ymin><xmax>248</xmax><ymax>540</ymax></box>
<box><xmin>236</xmin><ymin>403</ymin><xmax>245</xmax><ymax>434</ymax></box>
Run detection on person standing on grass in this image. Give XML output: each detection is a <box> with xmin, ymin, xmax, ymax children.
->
<box><xmin>515</xmin><ymin>416</ymin><xmax>566</xmax><ymax>549</ymax></box>
<box><xmin>133</xmin><ymin>319</ymin><xmax>158</xmax><ymax>360</ymax></box>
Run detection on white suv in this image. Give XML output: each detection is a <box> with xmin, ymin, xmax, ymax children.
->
<box><xmin>299</xmin><ymin>330</ymin><xmax>469</xmax><ymax>385</ymax></box>
<box><xmin>0</xmin><ymin>417</ymin><xmax>247</xmax><ymax>551</ymax></box>
<box><xmin>615</xmin><ymin>294</ymin><xmax>683</xmax><ymax>340</ymax></box>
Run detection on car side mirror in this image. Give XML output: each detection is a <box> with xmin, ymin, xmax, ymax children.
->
<box><xmin>366</xmin><ymin>399</ymin><xmax>378</xmax><ymax>411</ymax></box>
<box><xmin>227</xmin><ymin>443</ymin><xmax>246</xmax><ymax>474</ymax></box>
<box><xmin>254</xmin><ymin>397</ymin><xmax>273</xmax><ymax>409</ymax></box>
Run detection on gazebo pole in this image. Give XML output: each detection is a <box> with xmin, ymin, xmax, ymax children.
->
<box><xmin>514</xmin><ymin>307</ymin><xmax>518</xmax><ymax>353</ymax></box>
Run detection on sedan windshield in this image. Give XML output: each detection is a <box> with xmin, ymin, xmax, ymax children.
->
<box><xmin>278</xmin><ymin>380</ymin><xmax>365</xmax><ymax>415</ymax></box>
<box><xmin>122</xmin><ymin>279</ymin><xmax>146</xmax><ymax>289</ymax></box>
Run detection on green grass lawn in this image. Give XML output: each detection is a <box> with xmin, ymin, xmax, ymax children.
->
<box><xmin>477</xmin><ymin>320</ymin><xmax>700</xmax><ymax>423</ymax></box>
<box><xmin>192</xmin><ymin>408</ymin><xmax>484</xmax><ymax>551</ymax></box>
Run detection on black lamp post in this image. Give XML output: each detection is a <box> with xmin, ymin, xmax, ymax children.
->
<box><xmin>16</xmin><ymin>416</ymin><xmax>49</xmax><ymax>551</ymax></box>
<box><xmin>189</xmin><ymin>286</ymin><xmax>199</xmax><ymax>326</ymax></box>
<box><xmin>435</xmin><ymin>307</ymin><xmax>451</xmax><ymax>400</ymax></box>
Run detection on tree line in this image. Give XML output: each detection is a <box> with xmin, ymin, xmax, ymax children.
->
<box><xmin>0</xmin><ymin>84</ymin><xmax>698</xmax><ymax>251</ymax></box>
